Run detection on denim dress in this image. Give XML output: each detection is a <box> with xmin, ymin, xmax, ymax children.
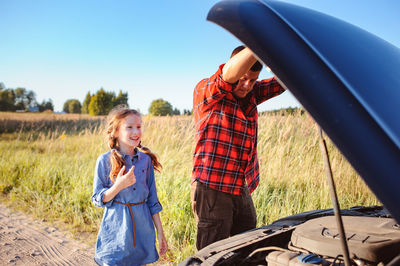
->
<box><xmin>91</xmin><ymin>149</ymin><xmax>163</xmax><ymax>266</ymax></box>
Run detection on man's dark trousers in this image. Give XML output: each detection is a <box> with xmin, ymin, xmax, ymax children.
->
<box><xmin>191</xmin><ymin>181</ymin><xmax>257</xmax><ymax>250</ymax></box>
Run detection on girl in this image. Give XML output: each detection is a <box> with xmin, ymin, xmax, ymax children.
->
<box><xmin>91</xmin><ymin>106</ymin><xmax>168</xmax><ymax>265</ymax></box>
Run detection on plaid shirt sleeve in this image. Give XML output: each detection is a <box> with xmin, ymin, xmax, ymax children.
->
<box><xmin>253</xmin><ymin>77</ymin><xmax>285</xmax><ymax>105</ymax></box>
<box><xmin>193</xmin><ymin>65</ymin><xmax>234</xmax><ymax>114</ymax></box>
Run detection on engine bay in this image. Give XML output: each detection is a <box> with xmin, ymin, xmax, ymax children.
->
<box><xmin>256</xmin><ymin>216</ymin><xmax>400</xmax><ymax>265</ymax></box>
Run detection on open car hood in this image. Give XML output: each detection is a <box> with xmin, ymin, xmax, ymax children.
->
<box><xmin>207</xmin><ymin>0</ymin><xmax>400</xmax><ymax>222</ymax></box>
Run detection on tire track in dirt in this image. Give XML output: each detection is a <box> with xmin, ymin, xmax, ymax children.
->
<box><xmin>0</xmin><ymin>203</ymin><xmax>95</xmax><ymax>265</ymax></box>
<box><xmin>40</xmin><ymin>245</ymin><xmax>74</xmax><ymax>266</ymax></box>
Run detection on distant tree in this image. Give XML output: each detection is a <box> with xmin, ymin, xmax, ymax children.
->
<box><xmin>260</xmin><ymin>107</ymin><xmax>304</xmax><ymax>116</ymax></box>
<box><xmin>14</xmin><ymin>88</ymin><xmax>36</xmax><ymax>111</ymax></box>
<box><xmin>13</xmin><ymin>88</ymin><xmax>26</xmax><ymax>110</ymax></box>
<box><xmin>183</xmin><ymin>109</ymin><xmax>192</xmax><ymax>115</ymax></box>
<box><xmin>63</xmin><ymin>99</ymin><xmax>81</xmax><ymax>114</ymax></box>
<box><xmin>112</xmin><ymin>90</ymin><xmax>129</xmax><ymax>107</ymax></box>
<box><xmin>38</xmin><ymin>99</ymin><xmax>54</xmax><ymax>112</ymax></box>
<box><xmin>173</xmin><ymin>108</ymin><xmax>180</xmax><ymax>115</ymax></box>
<box><xmin>82</xmin><ymin>92</ymin><xmax>92</xmax><ymax>114</ymax></box>
<box><xmin>63</xmin><ymin>100</ymin><xmax>70</xmax><ymax>113</ymax></box>
<box><xmin>69</xmin><ymin>100</ymin><xmax>81</xmax><ymax>113</ymax></box>
<box><xmin>88</xmin><ymin>88</ymin><xmax>114</xmax><ymax>116</ymax></box>
<box><xmin>148</xmin><ymin>98</ymin><xmax>173</xmax><ymax>116</ymax></box>
<box><xmin>0</xmin><ymin>83</ymin><xmax>53</xmax><ymax>112</ymax></box>
<box><xmin>0</xmin><ymin>86</ymin><xmax>16</xmax><ymax>111</ymax></box>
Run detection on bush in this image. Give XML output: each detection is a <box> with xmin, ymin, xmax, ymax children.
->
<box><xmin>88</xmin><ymin>89</ymin><xmax>113</xmax><ymax>116</ymax></box>
<box><xmin>148</xmin><ymin>98</ymin><xmax>173</xmax><ymax>116</ymax></box>
<box><xmin>63</xmin><ymin>99</ymin><xmax>81</xmax><ymax>114</ymax></box>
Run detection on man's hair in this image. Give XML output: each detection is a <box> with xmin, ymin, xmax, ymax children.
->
<box><xmin>230</xmin><ymin>45</ymin><xmax>263</xmax><ymax>72</ymax></box>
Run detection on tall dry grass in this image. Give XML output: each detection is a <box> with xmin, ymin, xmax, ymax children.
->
<box><xmin>0</xmin><ymin>112</ymin><xmax>104</xmax><ymax>135</ymax></box>
<box><xmin>0</xmin><ymin>111</ymin><xmax>379</xmax><ymax>263</ymax></box>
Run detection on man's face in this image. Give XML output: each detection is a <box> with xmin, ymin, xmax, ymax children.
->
<box><xmin>232</xmin><ymin>70</ymin><xmax>260</xmax><ymax>98</ymax></box>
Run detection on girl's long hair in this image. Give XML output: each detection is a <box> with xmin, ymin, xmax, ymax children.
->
<box><xmin>106</xmin><ymin>106</ymin><xmax>162</xmax><ymax>183</ymax></box>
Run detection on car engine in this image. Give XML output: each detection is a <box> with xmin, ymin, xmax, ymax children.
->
<box><xmin>264</xmin><ymin>216</ymin><xmax>400</xmax><ymax>265</ymax></box>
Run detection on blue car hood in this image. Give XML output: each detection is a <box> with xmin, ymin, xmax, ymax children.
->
<box><xmin>207</xmin><ymin>0</ymin><xmax>400</xmax><ymax>222</ymax></box>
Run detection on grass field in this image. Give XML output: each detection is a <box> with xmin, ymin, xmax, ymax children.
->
<box><xmin>0</xmin><ymin>111</ymin><xmax>379</xmax><ymax>263</ymax></box>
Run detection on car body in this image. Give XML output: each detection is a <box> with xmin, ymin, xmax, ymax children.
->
<box><xmin>180</xmin><ymin>0</ymin><xmax>400</xmax><ymax>265</ymax></box>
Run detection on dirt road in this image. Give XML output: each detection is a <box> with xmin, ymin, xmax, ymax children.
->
<box><xmin>0</xmin><ymin>203</ymin><xmax>95</xmax><ymax>265</ymax></box>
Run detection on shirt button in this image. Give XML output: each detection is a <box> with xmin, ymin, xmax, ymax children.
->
<box><xmin>142</xmin><ymin>170</ymin><xmax>144</xmax><ymax>173</ymax></box>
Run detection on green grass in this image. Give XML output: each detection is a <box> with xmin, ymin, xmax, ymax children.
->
<box><xmin>0</xmin><ymin>111</ymin><xmax>379</xmax><ymax>263</ymax></box>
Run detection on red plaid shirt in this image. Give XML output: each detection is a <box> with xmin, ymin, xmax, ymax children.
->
<box><xmin>192</xmin><ymin>64</ymin><xmax>285</xmax><ymax>195</ymax></box>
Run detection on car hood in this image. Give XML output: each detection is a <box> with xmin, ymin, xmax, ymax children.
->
<box><xmin>207</xmin><ymin>0</ymin><xmax>400</xmax><ymax>222</ymax></box>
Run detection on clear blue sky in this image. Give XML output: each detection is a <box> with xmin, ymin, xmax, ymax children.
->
<box><xmin>1</xmin><ymin>0</ymin><xmax>399</xmax><ymax>113</ymax></box>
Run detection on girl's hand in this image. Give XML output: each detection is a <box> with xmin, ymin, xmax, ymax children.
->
<box><xmin>115</xmin><ymin>165</ymin><xmax>136</xmax><ymax>190</ymax></box>
<box><xmin>158</xmin><ymin>232</ymin><xmax>168</xmax><ymax>256</ymax></box>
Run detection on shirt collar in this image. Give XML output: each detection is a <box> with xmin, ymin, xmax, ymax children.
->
<box><xmin>112</xmin><ymin>148</ymin><xmax>141</xmax><ymax>161</ymax></box>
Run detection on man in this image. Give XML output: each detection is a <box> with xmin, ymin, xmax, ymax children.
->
<box><xmin>191</xmin><ymin>45</ymin><xmax>285</xmax><ymax>250</ymax></box>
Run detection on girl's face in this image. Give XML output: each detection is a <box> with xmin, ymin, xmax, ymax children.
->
<box><xmin>116</xmin><ymin>114</ymin><xmax>142</xmax><ymax>153</ymax></box>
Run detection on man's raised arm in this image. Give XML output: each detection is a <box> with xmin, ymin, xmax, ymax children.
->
<box><xmin>222</xmin><ymin>47</ymin><xmax>258</xmax><ymax>83</ymax></box>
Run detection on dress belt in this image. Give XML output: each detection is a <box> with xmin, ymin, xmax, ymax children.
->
<box><xmin>114</xmin><ymin>200</ymin><xmax>145</xmax><ymax>247</ymax></box>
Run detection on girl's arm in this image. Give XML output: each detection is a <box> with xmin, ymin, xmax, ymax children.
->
<box><xmin>146</xmin><ymin>158</ymin><xmax>167</xmax><ymax>254</ymax></box>
<box><xmin>152</xmin><ymin>212</ymin><xmax>168</xmax><ymax>255</ymax></box>
<box><xmin>103</xmin><ymin>165</ymin><xmax>136</xmax><ymax>203</ymax></box>
<box><xmin>92</xmin><ymin>155</ymin><xmax>113</xmax><ymax>207</ymax></box>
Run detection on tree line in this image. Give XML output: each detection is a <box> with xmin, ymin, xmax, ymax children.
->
<box><xmin>65</xmin><ymin>88</ymin><xmax>129</xmax><ymax>116</ymax></box>
<box><xmin>65</xmin><ymin>88</ymin><xmax>192</xmax><ymax>116</ymax></box>
<box><xmin>0</xmin><ymin>82</ymin><xmax>192</xmax><ymax>116</ymax></box>
<box><xmin>0</xmin><ymin>82</ymin><xmax>53</xmax><ymax>112</ymax></box>
<box><xmin>260</xmin><ymin>107</ymin><xmax>305</xmax><ymax>116</ymax></box>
